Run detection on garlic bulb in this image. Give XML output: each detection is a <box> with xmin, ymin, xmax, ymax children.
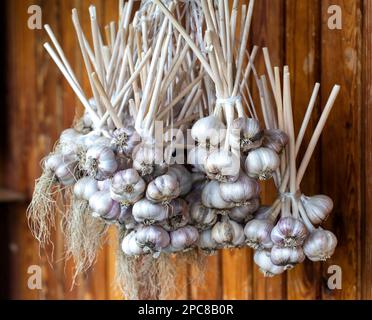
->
<box><xmin>58</xmin><ymin>129</ymin><xmax>83</xmax><ymax>154</ymax></box>
<box><xmin>270</xmin><ymin>246</ymin><xmax>305</xmax><ymax>269</ymax></box>
<box><xmin>244</xmin><ymin>219</ymin><xmax>274</xmax><ymax>250</ymax></box>
<box><xmin>205</xmin><ymin>149</ymin><xmax>240</xmax><ymax>182</ymax></box>
<box><xmin>44</xmin><ymin>153</ymin><xmax>77</xmax><ymax>186</ymax></box>
<box><xmin>228</xmin><ymin>198</ymin><xmax>260</xmax><ymax>223</ymax></box>
<box><xmin>190</xmin><ymin>202</ymin><xmax>218</xmax><ymax>230</ymax></box>
<box><xmin>219</xmin><ymin>173</ymin><xmax>260</xmax><ymax>206</ymax></box>
<box><xmin>97</xmin><ymin>179</ymin><xmax>111</xmax><ymax>191</ymax></box>
<box><xmin>135</xmin><ymin>225</ymin><xmax>170</xmax><ymax>254</ymax></box>
<box><xmin>187</xmin><ymin>146</ymin><xmax>209</xmax><ymax>172</ymax></box>
<box><xmin>304</xmin><ymin>228</ymin><xmax>337</xmax><ymax>261</ymax></box>
<box><xmin>132</xmin><ymin>143</ymin><xmax>167</xmax><ymax>177</ymax></box>
<box><xmin>117</xmin><ymin>206</ymin><xmax>135</xmax><ymax>227</ymax></box>
<box><xmin>201</xmin><ymin>181</ymin><xmax>235</xmax><ymax>209</ymax></box>
<box><xmin>198</xmin><ymin>229</ymin><xmax>218</xmax><ymax>253</ymax></box>
<box><xmin>132</xmin><ymin>198</ymin><xmax>169</xmax><ymax>225</ymax></box>
<box><xmin>89</xmin><ymin>191</ymin><xmax>121</xmax><ymax>221</ymax></box>
<box><xmin>73</xmin><ymin>176</ymin><xmax>99</xmax><ymax>201</ymax></box>
<box><xmin>254</xmin><ymin>250</ymin><xmax>285</xmax><ymax>277</ymax></box>
<box><xmin>167</xmin><ymin>165</ymin><xmax>192</xmax><ymax>196</ymax></box>
<box><xmin>301</xmin><ymin>194</ymin><xmax>333</xmax><ymax>225</ymax></box>
<box><xmin>211</xmin><ymin>217</ymin><xmax>245</xmax><ymax>247</ymax></box>
<box><xmin>164</xmin><ymin>198</ymin><xmax>190</xmax><ymax>230</ymax></box>
<box><xmin>245</xmin><ymin>147</ymin><xmax>280</xmax><ymax>180</ymax></box>
<box><xmin>230</xmin><ymin>118</ymin><xmax>263</xmax><ymax>152</ymax></box>
<box><xmin>191</xmin><ymin>115</ymin><xmax>226</xmax><ymax>147</ymax></box>
<box><xmin>121</xmin><ymin>231</ymin><xmax>143</xmax><ymax>256</ymax></box>
<box><xmin>146</xmin><ymin>174</ymin><xmax>180</xmax><ymax>203</ymax></box>
<box><xmin>84</xmin><ymin>145</ymin><xmax>118</xmax><ymax>180</ymax></box>
<box><xmin>110</xmin><ymin>169</ymin><xmax>146</xmax><ymax>205</ymax></box>
<box><xmin>271</xmin><ymin>217</ymin><xmax>308</xmax><ymax>248</ymax></box>
<box><xmin>262</xmin><ymin>129</ymin><xmax>289</xmax><ymax>154</ymax></box>
<box><xmin>111</xmin><ymin>126</ymin><xmax>141</xmax><ymax>156</ymax></box>
<box><xmin>170</xmin><ymin>226</ymin><xmax>199</xmax><ymax>251</ymax></box>
<box><xmin>82</xmin><ymin>132</ymin><xmax>112</xmax><ymax>150</ymax></box>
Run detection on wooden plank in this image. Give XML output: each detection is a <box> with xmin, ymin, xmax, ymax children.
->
<box><xmin>285</xmin><ymin>0</ymin><xmax>322</xmax><ymax>300</ymax></box>
<box><xmin>250</xmin><ymin>0</ymin><xmax>286</xmax><ymax>300</ymax></box>
<box><xmin>362</xmin><ymin>0</ymin><xmax>372</xmax><ymax>300</ymax></box>
<box><xmin>320</xmin><ymin>0</ymin><xmax>362</xmax><ymax>300</ymax></box>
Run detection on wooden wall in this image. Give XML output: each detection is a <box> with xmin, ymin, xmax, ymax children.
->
<box><xmin>1</xmin><ymin>0</ymin><xmax>371</xmax><ymax>300</ymax></box>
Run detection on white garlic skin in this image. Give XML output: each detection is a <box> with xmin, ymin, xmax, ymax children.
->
<box><xmin>245</xmin><ymin>147</ymin><xmax>280</xmax><ymax>180</ymax></box>
<box><xmin>132</xmin><ymin>198</ymin><xmax>169</xmax><ymax>225</ymax></box>
<box><xmin>44</xmin><ymin>153</ymin><xmax>77</xmax><ymax>186</ymax></box>
<box><xmin>190</xmin><ymin>202</ymin><xmax>218</xmax><ymax>230</ymax></box>
<box><xmin>146</xmin><ymin>174</ymin><xmax>180</xmax><ymax>203</ymax></box>
<box><xmin>132</xmin><ymin>143</ymin><xmax>167</xmax><ymax>177</ymax></box>
<box><xmin>301</xmin><ymin>194</ymin><xmax>333</xmax><ymax>225</ymax></box>
<box><xmin>89</xmin><ymin>191</ymin><xmax>120</xmax><ymax>221</ymax></box>
<box><xmin>81</xmin><ymin>132</ymin><xmax>112</xmax><ymax>150</ymax></box>
<box><xmin>111</xmin><ymin>126</ymin><xmax>141</xmax><ymax>156</ymax></box>
<box><xmin>211</xmin><ymin>218</ymin><xmax>245</xmax><ymax>247</ymax></box>
<box><xmin>97</xmin><ymin>179</ymin><xmax>111</xmax><ymax>191</ymax></box>
<box><xmin>244</xmin><ymin>219</ymin><xmax>274</xmax><ymax>250</ymax></box>
<box><xmin>270</xmin><ymin>246</ymin><xmax>305</xmax><ymax>269</ymax></box>
<box><xmin>110</xmin><ymin>169</ymin><xmax>146</xmax><ymax>205</ymax></box>
<box><xmin>219</xmin><ymin>173</ymin><xmax>260</xmax><ymax>206</ymax></box>
<box><xmin>254</xmin><ymin>250</ymin><xmax>285</xmax><ymax>277</ymax></box>
<box><xmin>262</xmin><ymin>129</ymin><xmax>289</xmax><ymax>154</ymax></box>
<box><xmin>228</xmin><ymin>198</ymin><xmax>260</xmax><ymax>223</ymax></box>
<box><xmin>58</xmin><ymin>129</ymin><xmax>83</xmax><ymax>155</ymax></box>
<box><xmin>205</xmin><ymin>149</ymin><xmax>240</xmax><ymax>182</ymax></box>
<box><xmin>304</xmin><ymin>228</ymin><xmax>337</xmax><ymax>261</ymax></box>
<box><xmin>271</xmin><ymin>217</ymin><xmax>308</xmax><ymax>248</ymax></box>
<box><xmin>191</xmin><ymin>115</ymin><xmax>226</xmax><ymax>147</ymax></box>
<box><xmin>167</xmin><ymin>165</ymin><xmax>192</xmax><ymax>196</ymax></box>
<box><xmin>84</xmin><ymin>145</ymin><xmax>118</xmax><ymax>180</ymax></box>
<box><xmin>122</xmin><ymin>231</ymin><xmax>144</xmax><ymax>256</ymax></box>
<box><xmin>135</xmin><ymin>225</ymin><xmax>170</xmax><ymax>252</ymax></box>
<box><xmin>170</xmin><ymin>226</ymin><xmax>199</xmax><ymax>251</ymax></box>
<box><xmin>198</xmin><ymin>229</ymin><xmax>218</xmax><ymax>252</ymax></box>
<box><xmin>202</xmin><ymin>181</ymin><xmax>235</xmax><ymax>209</ymax></box>
<box><xmin>230</xmin><ymin>117</ymin><xmax>263</xmax><ymax>152</ymax></box>
<box><xmin>74</xmin><ymin>177</ymin><xmax>99</xmax><ymax>201</ymax></box>
<box><xmin>187</xmin><ymin>146</ymin><xmax>209</xmax><ymax>172</ymax></box>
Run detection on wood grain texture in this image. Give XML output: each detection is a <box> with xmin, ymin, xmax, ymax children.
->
<box><xmin>320</xmin><ymin>0</ymin><xmax>362</xmax><ymax>300</ymax></box>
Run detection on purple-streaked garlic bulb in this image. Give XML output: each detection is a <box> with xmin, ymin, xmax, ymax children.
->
<box><xmin>132</xmin><ymin>143</ymin><xmax>167</xmax><ymax>177</ymax></box>
<box><xmin>205</xmin><ymin>149</ymin><xmax>240</xmax><ymax>182</ymax></box>
<box><xmin>73</xmin><ymin>176</ymin><xmax>99</xmax><ymax>201</ymax></box>
<box><xmin>198</xmin><ymin>229</ymin><xmax>219</xmax><ymax>253</ymax></box>
<box><xmin>121</xmin><ymin>231</ymin><xmax>143</xmax><ymax>256</ymax></box>
<box><xmin>201</xmin><ymin>180</ymin><xmax>235</xmax><ymax>210</ymax></box>
<box><xmin>110</xmin><ymin>126</ymin><xmax>141</xmax><ymax>156</ymax></box>
<box><xmin>254</xmin><ymin>250</ymin><xmax>285</xmax><ymax>277</ymax></box>
<box><xmin>190</xmin><ymin>202</ymin><xmax>218</xmax><ymax>230</ymax></box>
<box><xmin>244</xmin><ymin>219</ymin><xmax>274</xmax><ymax>250</ymax></box>
<box><xmin>230</xmin><ymin>117</ymin><xmax>263</xmax><ymax>152</ymax></box>
<box><xmin>135</xmin><ymin>225</ymin><xmax>170</xmax><ymax>254</ymax></box>
<box><xmin>301</xmin><ymin>194</ymin><xmax>333</xmax><ymax>225</ymax></box>
<box><xmin>245</xmin><ymin>147</ymin><xmax>280</xmax><ymax>180</ymax></box>
<box><xmin>228</xmin><ymin>198</ymin><xmax>260</xmax><ymax>223</ymax></box>
<box><xmin>303</xmin><ymin>228</ymin><xmax>337</xmax><ymax>261</ymax></box>
<box><xmin>211</xmin><ymin>217</ymin><xmax>245</xmax><ymax>247</ymax></box>
<box><xmin>89</xmin><ymin>191</ymin><xmax>121</xmax><ymax>222</ymax></box>
<box><xmin>271</xmin><ymin>217</ymin><xmax>308</xmax><ymax>248</ymax></box>
<box><xmin>270</xmin><ymin>245</ymin><xmax>305</xmax><ymax>269</ymax></box>
<box><xmin>170</xmin><ymin>226</ymin><xmax>199</xmax><ymax>251</ymax></box>
<box><xmin>167</xmin><ymin>165</ymin><xmax>192</xmax><ymax>196</ymax></box>
<box><xmin>132</xmin><ymin>198</ymin><xmax>169</xmax><ymax>225</ymax></box>
<box><xmin>262</xmin><ymin>129</ymin><xmax>289</xmax><ymax>154</ymax></box>
<box><xmin>110</xmin><ymin>169</ymin><xmax>146</xmax><ymax>206</ymax></box>
<box><xmin>83</xmin><ymin>145</ymin><xmax>118</xmax><ymax>180</ymax></box>
<box><xmin>146</xmin><ymin>174</ymin><xmax>180</xmax><ymax>203</ymax></box>
<box><xmin>191</xmin><ymin>115</ymin><xmax>226</xmax><ymax>148</ymax></box>
<box><xmin>44</xmin><ymin>153</ymin><xmax>77</xmax><ymax>186</ymax></box>
<box><xmin>219</xmin><ymin>173</ymin><xmax>260</xmax><ymax>206</ymax></box>
<box><xmin>163</xmin><ymin>198</ymin><xmax>190</xmax><ymax>230</ymax></box>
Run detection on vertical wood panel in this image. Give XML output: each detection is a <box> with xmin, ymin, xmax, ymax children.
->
<box><xmin>285</xmin><ymin>0</ymin><xmax>322</xmax><ymax>300</ymax></box>
<box><xmin>320</xmin><ymin>0</ymin><xmax>362</xmax><ymax>300</ymax></box>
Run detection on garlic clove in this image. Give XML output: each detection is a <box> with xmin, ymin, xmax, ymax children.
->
<box><xmin>254</xmin><ymin>250</ymin><xmax>285</xmax><ymax>277</ymax></box>
<box><xmin>303</xmin><ymin>228</ymin><xmax>337</xmax><ymax>261</ymax></box>
<box><xmin>244</xmin><ymin>147</ymin><xmax>280</xmax><ymax>180</ymax></box>
<box><xmin>301</xmin><ymin>194</ymin><xmax>333</xmax><ymax>225</ymax></box>
<box><xmin>132</xmin><ymin>143</ymin><xmax>167</xmax><ymax>177</ymax></box>
<box><xmin>271</xmin><ymin>217</ymin><xmax>308</xmax><ymax>248</ymax></box>
<box><xmin>244</xmin><ymin>219</ymin><xmax>274</xmax><ymax>250</ymax></box>
<box><xmin>167</xmin><ymin>165</ymin><xmax>193</xmax><ymax>196</ymax></box>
